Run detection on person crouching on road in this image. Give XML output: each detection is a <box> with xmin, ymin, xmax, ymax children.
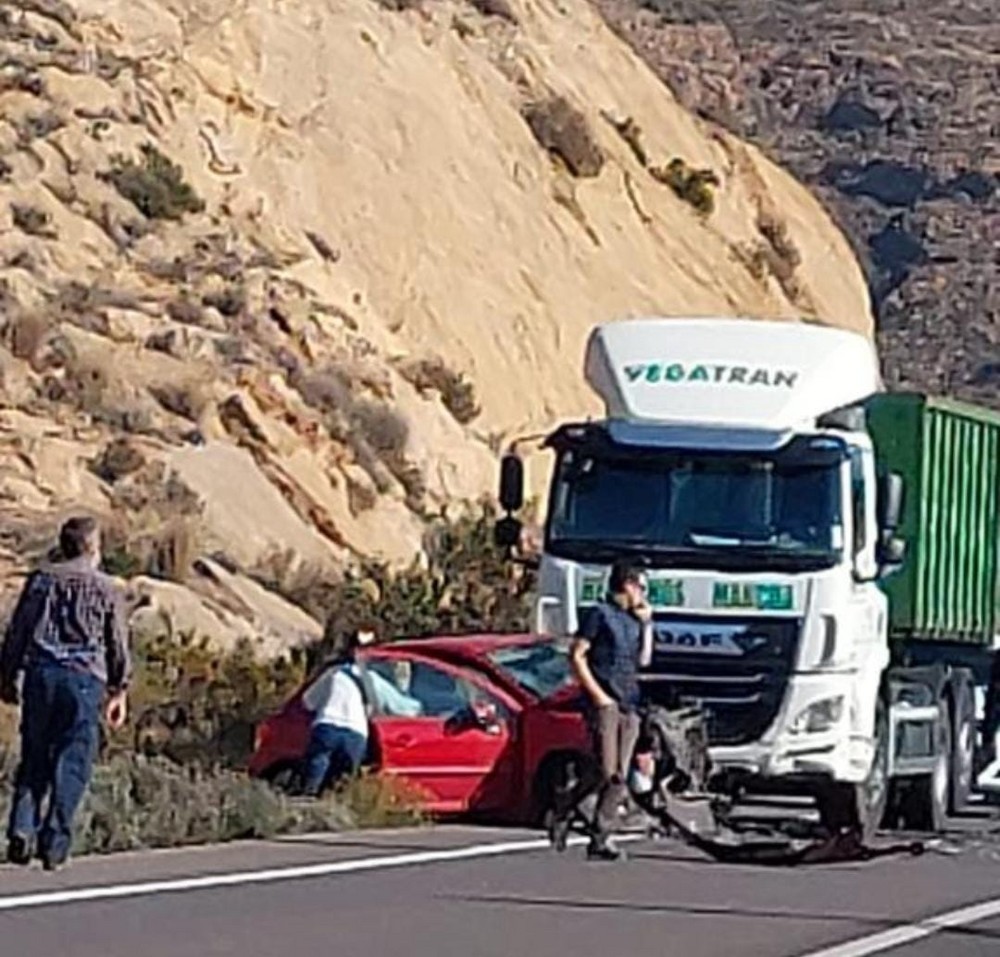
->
<box><xmin>569</xmin><ymin>561</ymin><xmax>653</xmax><ymax>861</ymax></box>
<box><xmin>299</xmin><ymin>628</ymin><xmax>376</xmax><ymax>797</ymax></box>
<box><xmin>1</xmin><ymin>516</ymin><xmax>130</xmax><ymax>871</ymax></box>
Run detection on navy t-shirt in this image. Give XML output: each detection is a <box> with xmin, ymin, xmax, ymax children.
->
<box><xmin>576</xmin><ymin>599</ymin><xmax>642</xmax><ymax>711</ymax></box>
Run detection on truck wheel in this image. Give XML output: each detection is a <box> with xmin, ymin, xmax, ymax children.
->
<box><xmin>817</xmin><ymin>697</ymin><xmax>889</xmax><ymax>842</ymax></box>
<box><xmin>949</xmin><ymin>678</ymin><xmax>975</xmax><ymax>815</ymax></box>
<box><xmin>857</xmin><ymin>696</ymin><xmax>891</xmax><ymax>840</ymax></box>
<box><xmin>899</xmin><ymin>701</ymin><xmax>951</xmax><ymax>833</ymax></box>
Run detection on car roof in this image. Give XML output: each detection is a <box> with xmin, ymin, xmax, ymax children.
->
<box><xmin>376</xmin><ymin>632</ymin><xmax>551</xmax><ymax>661</ymax></box>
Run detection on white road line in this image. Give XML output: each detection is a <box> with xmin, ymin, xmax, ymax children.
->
<box><xmin>0</xmin><ymin>833</ymin><xmax>614</xmax><ymax>913</ymax></box>
<box><xmin>796</xmin><ymin>896</ymin><xmax>1000</xmax><ymax>957</ymax></box>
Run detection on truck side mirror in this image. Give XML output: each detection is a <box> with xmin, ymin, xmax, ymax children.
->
<box><xmin>499</xmin><ymin>452</ymin><xmax>525</xmax><ymax>513</ymax></box>
<box><xmin>493</xmin><ymin>516</ymin><xmax>522</xmax><ymax>550</ymax></box>
<box><xmin>879</xmin><ymin>536</ymin><xmax>906</xmax><ymax>567</ymax></box>
<box><xmin>877</xmin><ymin>472</ymin><xmax>904</xmax><ymax>533</ymax></box>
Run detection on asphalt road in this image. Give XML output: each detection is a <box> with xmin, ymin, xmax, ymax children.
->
<box><xmin>1</xmin><ymin>823</ymin><xmax>999</xmax><ymax>957</ymax></box>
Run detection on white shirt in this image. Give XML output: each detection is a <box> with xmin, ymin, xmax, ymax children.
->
<box><xmin>302</xmin><ymin>664</ymin><xmax>368</xmax><ymax>737</ymax></box>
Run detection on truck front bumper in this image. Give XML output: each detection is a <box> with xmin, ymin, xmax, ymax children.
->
<box><xmin>706</xmin><ymin>673</ymin><xmax>873</xmax><ymax>786</ymax></box>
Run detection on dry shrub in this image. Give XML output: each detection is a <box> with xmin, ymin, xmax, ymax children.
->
<box><xmin>250</xmin><ymin>550</ymin><xmax>338</xmax><ymax>622</ymax></box>
<box><xmin>737</xmin><ymin>211</ymin><xmax>803</xmax><ymax>300</ymax></box>
<box><xmin>468</xmin><ymin>0</ymin><xmax>518</xmax><ymax>22</ymax></box>
<box><xmin>166</xmin><ymin>297</ymin><xmax>205</xmax><ymax>326</ymax></box>
<box><xmin>523</xmin><ymin>96</ymin><xmax>605</xmax><ymax>178</ymax></box>
<box><xmin>11</xmin><ymin>203</ymin><xmax>56</xmax><ymax>238</ymax></box>
<box><xmin>347</xmin><ymin>476</ymin><xmax>379</xmax><ymax>516</ymax></box>
<box><xmin>0</xmin><ymin>754</ymin><xmax>420</xmax><ymax>857</ymax></box>
<box><xmin>757</xmin><ymin>210</ymin><xmax>802</xmax><ymax>283</ymax></box>
<box><xmin>92</xmin><ymin>437</ymin><xmax>146</xmax><ymax>483</ymax></box>
<box><xmin>400</xmin><ymin>356</ymin><xmax>481</xmax><ymax>425</ymax></box>
<box><xmin>103</xmin><ymin>144</ymin><xmax>205</xmax><ymax>221</ymax></box>
<box><xmin>650</xmin><ymin>157</ymin><xmax>720</xmax><ymax>215</ymax></box>
<box><xmin>606</xmin><ymin>114</ymin><xmax>648</xmax><ymax>167</ymax></box>
<box><xmin>202</xmin><ymin>284</ymin><xmax>246</xmax><ymax>319</ymax></box>
<box><xmin>3</xmin><ymin>312</ymin><xmax>50</xmax><ymax>362</ymax></box>
<box><xmin>102</xmin><ymin>463</ymin><xmax>204</xmax><ymax>583</ymax></box>
<box><xmin>149</xmin><ymin>381</ymin><xmax>210</xmax><ymax>422</ymax></box>
<box><xmin>17</xmin><ymin>109</ymin><xmax>64</xmax><ymax>143</ymax></box>
<box><xmin>295</xmin><ymin>366</ymin><xmax>426</xmax><ymax>509</ymax></box>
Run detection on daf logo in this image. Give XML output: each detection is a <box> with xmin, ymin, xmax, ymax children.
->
<box><xmin>653</xmin><ymin>624</ymin><xmax>770</xmax><ymax>656</ymax></box>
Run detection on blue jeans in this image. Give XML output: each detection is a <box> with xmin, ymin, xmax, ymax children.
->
<box><xmin>300</xmin><ymin>724</ymin><xmax>367</xmax><ymax>796</ymax></box>
<box><xmin>7</xmin><ymin>665</ymin><xmax>103</xmax><ymax>860</ymax></box>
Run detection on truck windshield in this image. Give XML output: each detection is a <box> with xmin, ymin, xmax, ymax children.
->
<box><xmin>547</xmin><ymin>444</ymin><xmax>845</xmax><ymax>572</ymax></box>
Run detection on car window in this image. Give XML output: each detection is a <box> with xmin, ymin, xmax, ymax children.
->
<box><xmin>366</xmin><ymin>657</ymin><xmax>504</xmax><ymax>720</ymax></box>
<box><xmin>486</xmin><ymin>639</ymin><xmax>574</xmax><ymax>699</ymax></box>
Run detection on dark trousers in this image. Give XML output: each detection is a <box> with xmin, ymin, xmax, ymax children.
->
<box><xmin>7</xmin><ymin>664</ymin><xmax>103</xmax><ymax>860</ymax></box>
<box><xmin>590</xmin><ymin>705</ymin><xmax>641</xmax><ymax>844</ymax></box>
<box><xmin>300</xmin><ymin>723</ymin><xmax>367</xmax><ymax>796</ymax></box>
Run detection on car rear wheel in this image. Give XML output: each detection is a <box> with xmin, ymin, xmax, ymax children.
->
<box><xmin>532</xmin><ymin>752</ymin><xmax>598</xmax><ymax>828</ymax></box>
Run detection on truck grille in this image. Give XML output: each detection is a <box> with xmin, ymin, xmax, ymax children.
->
<box><xmin>638</xmin><ymin>615</ymin><xmax>801</xmax><ymax>746</ymax></box>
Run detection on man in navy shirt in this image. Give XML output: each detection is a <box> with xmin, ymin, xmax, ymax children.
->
<box><xmin>570</xmin><ymin>561</ymin><xmax>653</xmax><ymax>860</ymax></box>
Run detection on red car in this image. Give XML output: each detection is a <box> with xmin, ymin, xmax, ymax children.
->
<box><xmin>248</xmin><ymin>633</ymin><xmax>595</xmax><ymax>822</ymax></box>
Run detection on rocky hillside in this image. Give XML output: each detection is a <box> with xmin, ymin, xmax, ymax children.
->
<box><xmin>0</xmin><ymin>0</ymin><xmax>870</xmax><ymax>652</ymax></box>
<box><xmin>595</xmin><ymin>0</ymin><xmax>999</xmax><ymax>407</ymax></box>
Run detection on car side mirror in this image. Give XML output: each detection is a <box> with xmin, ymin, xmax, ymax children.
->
<box><xmin>470</xmin><ymin>700</ymin><xmax>502</xmax><ymax>735</ymax></box>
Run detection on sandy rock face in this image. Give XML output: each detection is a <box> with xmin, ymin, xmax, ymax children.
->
<box><xmin>0</xmin><ymin>0</ymin><xmax>871</xmax><ymax>650</ymax></box>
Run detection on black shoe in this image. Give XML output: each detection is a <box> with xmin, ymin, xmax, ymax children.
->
<box><xmin>547</xmin><ymin>811</ymin><xmax>571</xmax><ymax>852</ymax></box>
<box><xmin>586</xmin><ymin>840</ymin><xmax>625</xmax><ymax>862</ymax></box>
<box><xmin>40</xmin><ymin>849</ymin><xmax>68</xmax><ymax>872</ymax></box>
<box><xmin>6</xmin><ymin>834</ymin><xmax>33</xmax><ymax>866</ymax></box>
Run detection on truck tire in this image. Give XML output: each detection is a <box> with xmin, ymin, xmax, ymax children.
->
<box><xmin>899</xmin><ymin>699</ymin><xmax>951</xmax><ymax>833</ymax></box>
<box><xmin>817</xmin><ymin>696</ymin><xmax>889</xmax><ymax>842</ymax></box>
<box><xmin>949</xmin><ymin>676</ymin><xmax>975</xmax><ymax>815</ymax></box>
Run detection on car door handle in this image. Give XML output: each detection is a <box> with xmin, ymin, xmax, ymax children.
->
<box><xmin>391</xmin><ymin>734</ymin><xmax>414</xmax><ymax>748</ymax></box>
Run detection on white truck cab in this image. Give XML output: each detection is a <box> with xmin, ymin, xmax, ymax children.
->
<box><xmin>496</xmin><ymin>317</ymin><xmax>999</xmax><ymax>836</ymax></box>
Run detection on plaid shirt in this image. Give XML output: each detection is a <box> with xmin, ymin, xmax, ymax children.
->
<box><xmin>1</xmin><ymin>557</ymin><xmax>130</xmax><ymax>692</ymax></box>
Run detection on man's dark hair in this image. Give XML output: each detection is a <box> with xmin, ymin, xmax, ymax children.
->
<box><xmin>608</xmin><ymin>560</ymin><xmax>642</xmax><ymax>595</ymax></box>
<box><xmin>59</xmin><ymin>516</ymin><xmax>99</xmax><ymax>560</ymax></box>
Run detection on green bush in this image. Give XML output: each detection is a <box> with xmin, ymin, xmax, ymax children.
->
<box><xmin>651</xmin><ymin>157</ymin><xmax>720</xmax><ymax>216</ymax></box>
<box><xmin>316</xmin><ymin>500</ymin><xmax>536</xmax><ymax>662</ymax></box>
<box><xmin>0</xmin><ymin>755</ymin><xmax>422</xmax><ymax>856</ymax></box>
<box><xmin>103</xmin><ymin>144</ymin><xmax>205</xmax><ymax>221</ymax></box>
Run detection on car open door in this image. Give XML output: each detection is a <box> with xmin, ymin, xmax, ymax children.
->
<box><xmin>364</xmin><ymin>652</ymin><xmax>520</xmax><ymax>815</ymax></box>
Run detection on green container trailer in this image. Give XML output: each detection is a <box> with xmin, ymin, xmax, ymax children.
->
<box><xmin>867</xmin><ymin>393</ymin><xmax>1000</xmax><ymax>647</ymax></box>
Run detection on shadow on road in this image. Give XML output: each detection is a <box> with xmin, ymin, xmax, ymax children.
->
<box><xmin>440</xmin><ymin>893</ymin><xmax>1000</xmax><ymax>943</ymax></box>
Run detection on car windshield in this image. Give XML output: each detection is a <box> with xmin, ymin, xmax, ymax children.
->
<box><xmin>547</xmin><ymin>439</ymin><xmax>845</xmax><ymax>572</ymax></box>
<box><xmin>486</xmin><ymin>640</ymin><xmax>575</xmax><ymax>699</ymax></box>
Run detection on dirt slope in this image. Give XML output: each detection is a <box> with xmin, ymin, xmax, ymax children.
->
<box><xmin>0</xmin><ymin>0</ymin><xmax>871</xmax><ymax>649</ymax></box>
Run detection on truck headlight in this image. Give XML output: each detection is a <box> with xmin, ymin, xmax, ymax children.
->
<box><xmin>790</xmin><ymin>696</ymin><xmax>845</xmax><ymax>734</ymax></box>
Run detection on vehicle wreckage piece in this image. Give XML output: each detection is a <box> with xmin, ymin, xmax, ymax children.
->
<box><xmin>554</xmin><ymin>706</ymin><xmax>925</xmax><ymax>866</ymax></box>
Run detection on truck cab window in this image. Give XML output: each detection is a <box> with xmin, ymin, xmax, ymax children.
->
<box><xmin>850</xmin><ymin>448</ymin><xmax>867</xmax><ymax>556</ymax></box>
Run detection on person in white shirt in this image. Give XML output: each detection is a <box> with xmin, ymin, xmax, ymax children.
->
<box><xmin>300</xmin><ymin>630</ymin><xmax>374</xmax><ymax>797</ymax></box>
